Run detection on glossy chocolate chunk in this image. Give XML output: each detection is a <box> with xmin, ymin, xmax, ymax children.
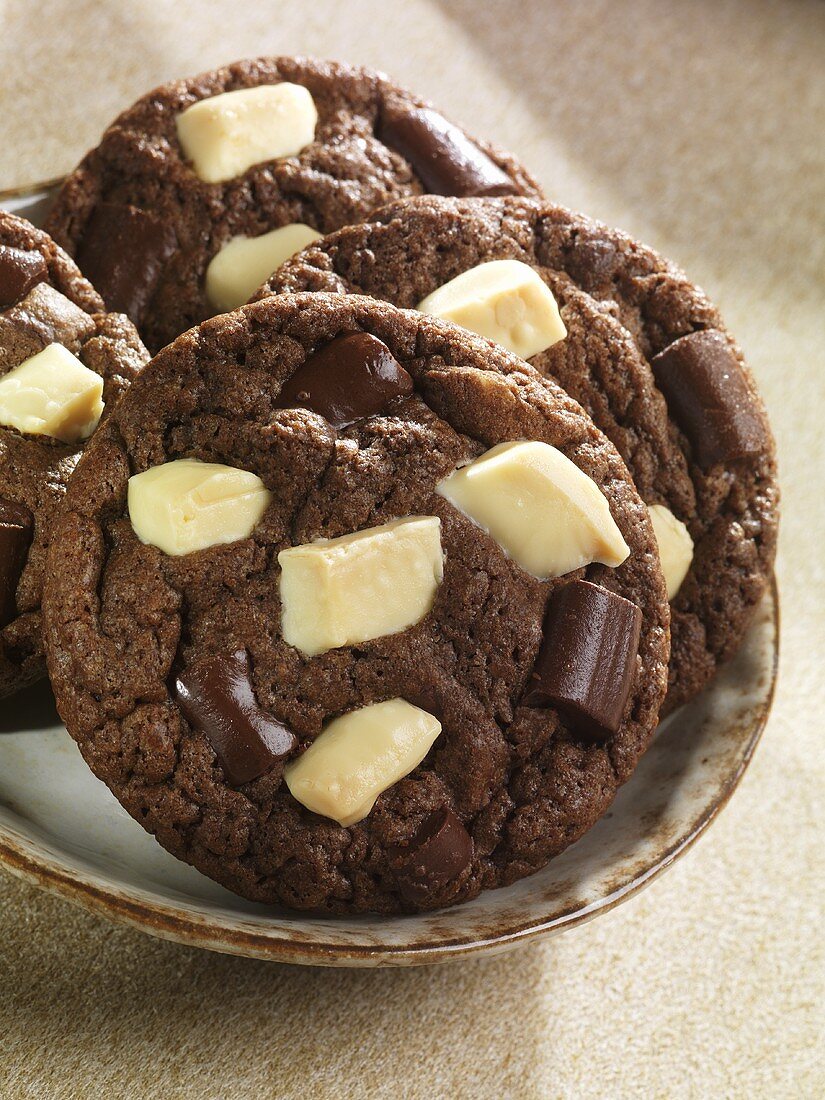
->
<box><xmin>275</xmin><ymin>332</ymin><xmax>414</xmax><ymax>428</ymax></box>
<box><xmin>377</xmin><ymin>104</ymin><xmax>518</xmax><ymax>198</ymax></box>
<box><xmin>0</xmin><ymin>246</ymin><xmax>47</xmax><ymax>309</ymax></box>
<box><xmin>175</xmin><ymin>648</ymin><xmax>296</xmax><ymax>785</ymax></box>
<box><xmin>652</xmin><ymin>330</ymin><xmax>769</xmax><ymax>469</ymax></box>
<box><xmin>392</xmin><ymin>807</ymin><xmax>473</xmax><ymax>905</ymax></box>
<box><xmin>0</xmin><ymin>498</ymin><xmax>34</xmax><ymax>628</ymax></box>
<box><xmin>523</xmin><ymin>580</ymin><xmax>642</xmax><ymax>741</ymax></box>
<box><xmin>76</xmin><ymin>202</ymin><xmax>177</xmax><ymax>324</ymax></box>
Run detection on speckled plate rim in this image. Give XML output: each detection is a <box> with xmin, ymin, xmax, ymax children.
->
<box><xmin>0</xmin><ymin>579</ymin><xmax>779</xmax><ymax>968</ymax></box>
<box><xmin>0</xmin><ymin>178</ymin><xmax>65</xmax><ymax>198</ymax></box>
<box><xmin>0</xmin><ymin>179</ymin><xmax>779</xmax><ymax>966</ymax></box>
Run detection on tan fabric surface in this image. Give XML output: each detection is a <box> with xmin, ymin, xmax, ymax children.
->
<box><xmin>1</xmin><ymin>1</ymin><xmax>823</xmax><ymax>1096</ymax></box>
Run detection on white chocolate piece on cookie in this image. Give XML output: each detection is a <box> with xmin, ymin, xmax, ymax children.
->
<box><xmin>417</xmin><ymin>260</ymin><xmax>567</xmax><ymax>359</ymax></box>
<box><xmin>0</xmin><ymin>343</ymin><xmax>103</xmax><ymax>443</ymax></box>
<box><xmin>437</xmin><ymin>441</ymin><xmax>629</xmax><ymax>579</ymax></box>
<box><xmin>176</xmin><ymin>83</ymin><xmax>318</xmax><ymax>184</ymax></box>
<box><xmin>128</xmin><ymin>458</ymin><xmax>272</xmax><ymax>556</ymax></box>
<box><xmin>284</xmin><ymin>698</ymin><xmax>442</xmax><ymax>826</ymax></box>
<box><xmin>279</xmin><ymin>516</ymin><xmax>443</xmax><ymax>657</ymax></box>
<box><xmin>205</xmin><ymin>224</ymin><xmax>322</xmax><ymax>312</ymax></box>
<box><xmin>647</xmin><ymin>503</ymin><xmax>694</xmax><ymax>600</ymax></box>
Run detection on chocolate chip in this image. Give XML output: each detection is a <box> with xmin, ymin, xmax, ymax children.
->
<box><xmin>0</xmin><ymin>246</ymin><xmax>47</xmax><ymax>309</ymax></box>
<box><xmin>392</xmin><ymin>807</ymin><xmax>473</xmax><ymax>905</ymax></box>
<box><xmin>76</xmin><ymin>203</ymin><xmax>177</xmax><ymax>324</ymax></box>
<box><xmin>0</xmin><ymin>498</ymin><xmax>34</xmax><ymax>628</ymax></box>
<box><xmin>175</xmin><ymin>648</ymin><xmax>296</xmax><ymax>785</ymax></box>
<box><xmin>565</xmin><ymin>234</ymin><xmax>620</xmax><ymax>287</ymax></box>
<box><xmin>377</xmin><ymin>104</ymin><xmax>519</xmax><ymax>198</ymax></box>
<box><xmin>523</xmin><ymin>580</ymin><xmax>642</xmax><ymax>741</ymax></box>
<box><xmin>4</xmin><ymin>282</ymin><xmax>96</xmax><ymax>352</ymax></box>
<box><xmin>275</xmin><ymin>332</ymin><xmax>414</xmax><ymax>428</ymax></box>
<box><xmin>651</xmin><ymin>330</ymin><xmax>769</xmax><ymax>469</ymax></box>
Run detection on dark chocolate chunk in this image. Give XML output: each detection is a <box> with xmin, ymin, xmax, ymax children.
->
<box><xmin>76</xmin><ymin>203</ymin><xmax>177</xmax><ymax>324</ymax></box>
<box><xmin>523</xmin><ymin>580</ymin><xmax>642</xmax><ymax>741</ymax></box>
<box><xmin>391</xmin><ymin>807</ymin><xmax>473</xmax><ymax>905</ymax></box>
<box><xmin>0</xmin><ymin>246</ymin><xmax>47</xmax><ymax>309</ymax></box>
<box><xmin>565</xmin><ymin>234</ymin><xmax>620</xmax><ymax>286</ymax></box>
<box><xmin>377</xmin><ymin>104</ymin><xmax>518</xmax><ymax>198</ymax></box>
<box><xmin>275</xmin><ymin>332</ymin><xmax>414</xmax><ymax>428</ymax></box>
<box><xmin>651</xmin><ymin>330</ymin><xmax>769</xmax><ymax>468</ymax></box>
<box><xmin>0</xmin><ymin>498</ymin><xmax>34</xmax><ymax>628</ymax></box>
<box><xmin>175</xmin><ymin>648</ymin><xmax>296</xmax><ymax>785</ymax></box>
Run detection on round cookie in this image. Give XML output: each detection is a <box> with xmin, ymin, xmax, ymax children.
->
<box><xmin>42</xmin><ymin>292</ymin><xmax>669</xmax><ymax>914</ymax></box>
<box><xmin>0</xmin><ymin>211</ymin><xmax>148</xmax><ymax>698</ymax></box>
<box><xmin>44</xmin><ymin>57</ymin><xmax>541</xmax><ymax>354</ymax></box>
<box><xmin>258</xmin><ymin>196</ymin><xmax>778</xmax><ymax>711</ymax></box>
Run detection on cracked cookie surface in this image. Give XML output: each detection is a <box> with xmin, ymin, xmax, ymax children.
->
<box><xmin>44</xmin><ymin>57</ymin><xmax>541</xmax><ymax>353</ymax></box>
<box><xmin>259</xmin><ymin>196</ymin><xmax>778</xmax><ymax>710</ymax></box>
<box><xmin>42</xmin><ymin>293</ymin><xmax>668</xmax><ymax>914</ymax></box>
<box><xmin>0</xmin><ymin>212</ymin><xmax>148</xmax><ymax>697</ymax></box>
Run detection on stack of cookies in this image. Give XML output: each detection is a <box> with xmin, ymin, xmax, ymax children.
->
<box><xmin>0</xmin><ymin>57</ymin><xmax>777</xmax><ymax>914</ymax></box>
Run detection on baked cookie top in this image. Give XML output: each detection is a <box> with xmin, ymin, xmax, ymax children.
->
<box><xmin>259</xmin><ymin>195</ymin><xmax>778</xmax><ymax>710</ymax></box>
<box><xmin>44</xmin><ymin>57</ymin><xmax>541</xmax><ymax>353</ymax></box>
<box><xmin>0</xmin><ymin>212</ymin><xmax>148</xmax><ymax>698</ymax></box>
<box><xmin>43</xmin><ymin>292</ymin><xmax>668</xmax><ymax>914</ymax></box>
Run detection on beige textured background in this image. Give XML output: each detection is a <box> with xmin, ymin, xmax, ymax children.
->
<box><xmin>1</xmin><ymin>1</ymin><xmax>823</xmax><ymax>1096</ymax></box>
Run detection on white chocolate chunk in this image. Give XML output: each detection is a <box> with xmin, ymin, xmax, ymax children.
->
<box><xmin>437</xmin><ymin>441</ymin><xmax>629</xmax><ymax>579</ymax></box>
<box><xmin>648</xmin><ymin>504</ymin><xmax>694</xmax><ymax>600</ymax></box>
<box><xmin>417</xmin><ymin>260</ymin><xmax>567</xmax><ymax>360</ymax></box>
<box><xmin>176</xmin><ymin>83</ymin><xmax>318</xmax><ymax>184</ymax></box>
<box><xmin>285</xmin><ymin>698</ymin><xmax>442</xmax><ymax>826</ymax></box>
<box><xmin>279</xmin><ymin>516</ymin><xmax>443</xmax><ymax>657</ymax></box>
<box><xmin>128</xmin><ymin>458</ymin><xmax>272</xmax><ymax>556</ymax></box>
<box><xmin>205</xmin><ymin>224</ymin><xmax>322</xmax><ymax>312</ymax></box>
<box><xmin>0</xmin><ymin>343</ymin><xmax>103</xmax><ymax>443</ymax></box>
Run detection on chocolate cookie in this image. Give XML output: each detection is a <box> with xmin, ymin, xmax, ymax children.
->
<box><xmin>44</xmin><ymin>57</ymin><xmax>541</xmax><ymax>353</ymax></box>
<box><xmin>42</xmin><ymin>292</ymin><xmax>669</xmax><ymax>914</ymax></box>
<box><xmin>0</xmin><ymin>212</ymin><xmax>148</xmax><ymax>697</ymax></box>
<box><xmin>258</xmin><ymin>196</ymin><xmax>778</xmax><ymax>710</ymax></box>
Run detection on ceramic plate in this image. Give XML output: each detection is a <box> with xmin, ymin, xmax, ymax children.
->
<box><xmin>0</xmin><ymin>183</ymin><xmax>779</xmax><ymax>967</ymax></box>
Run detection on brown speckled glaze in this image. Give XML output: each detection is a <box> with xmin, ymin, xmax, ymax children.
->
<box><xmin>0</xmin><ymin>581</ymin><xmax>778</xmax><ymax>966</ymax></box>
